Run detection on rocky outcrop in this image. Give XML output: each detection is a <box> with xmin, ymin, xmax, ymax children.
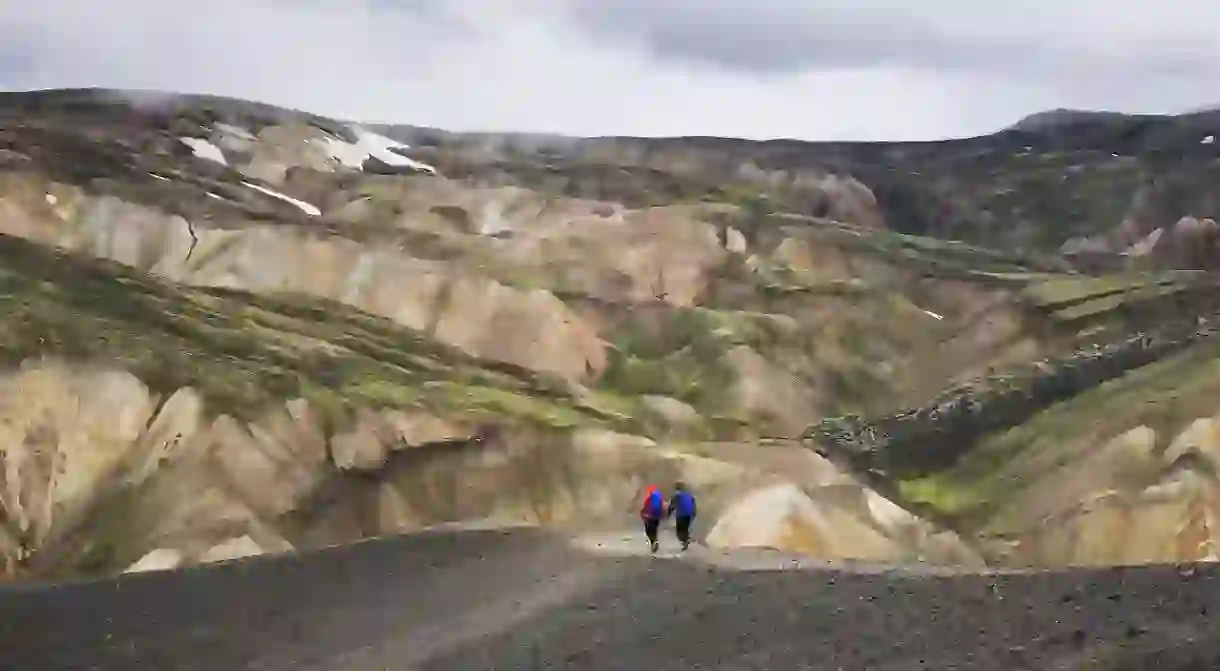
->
<box><xmin>808</xmin><ymin>317</ymin><xmax>1220</xmax><ymax>478</ymax></box>
<box><xmin>984</xmin><ymin>419</ymin><xmax>1220</xmax><ymax>567</ymax></box>
<box><xmin>0</xmin><ymin>105</ymin><xmax>1090</xmax><ymax>439</ymax></box>
<box><xmin>706</xmin><ymin>482</ymin><xmax>983</xmax><ymax>566</ymax></box>
<box><xmin>0</xmin><ymin>357</ymin><xmax>983</xmax><ymax>577</ymax></box>
<box><xmin>1067</xmin><ymin>215</ymin><xmax>1220</xmax><ymax>271</ymax></box>
<box><xmin>125</xmin><ymin>533</ymin><xmax>294</xmax><ymax>573</ymax></box>
<box><xmin>0</xmin><ymin>178</ymin><xmax>610</xmax><ymax>382</ymax></box>
<box><xmin>0</xmin><ymin>358</ymin><xmax>480</xmax><ymax>577</ymax></box>
<box><xmin>0</xmin><ymin>165</ymin><xmax>1035</xmax><ymax>439</ymax></box>
<box><xmin>9</xmin><ymin>88</ymin><xmax>1220</xmax><ymax>579</ymax></box>
<box><xmin>124</xmin><ymin>549</ymin><xmax>184</xmax><ymax>574</ymax></box>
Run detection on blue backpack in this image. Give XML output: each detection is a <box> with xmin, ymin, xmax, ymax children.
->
<box><xmin>641</xmin><ymin>489</ymin><xmax>663</xmax><ymax>519</ymax></box>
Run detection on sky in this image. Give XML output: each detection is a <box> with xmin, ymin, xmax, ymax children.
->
<box><xmin>2</xmin><ymin>0</ymin><xmax>1219</xmax><ymax>141</ymax></box>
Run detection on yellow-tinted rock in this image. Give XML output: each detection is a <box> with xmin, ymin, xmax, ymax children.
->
<box><xmin>706</xmin><ymin>484</ymin><xmax>900</xmax><ymax>560</ymax></box>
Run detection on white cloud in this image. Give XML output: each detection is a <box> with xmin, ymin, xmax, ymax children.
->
<box><xmin>1</xmin><ymin>0</ymin><xmax>1218</xmax><ymax>141</ymax></box>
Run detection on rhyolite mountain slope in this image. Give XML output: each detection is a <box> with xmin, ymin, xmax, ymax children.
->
<box><xmin>374</xmin><ymin>106</ymin><xmax>1220</xmax><ymax>263</ymax></box>
<box><xmin>1</xmin><ymin>87</ymin><xmax>1219</xmax><ymax>579</ymax></box>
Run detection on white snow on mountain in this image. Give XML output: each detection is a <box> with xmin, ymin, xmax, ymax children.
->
<box><xmin>318</xmin><ymin>126</ymin><xmax>437</xmax><ymax>174</ymax></box>
<box><xmin>179</xmin><ymin>137</ymin><xmax>228</xmax><ymax>166</ymax></box>
<box><xmin>242</xmin><ymin>181</ymin><xmax>321</xmax><ymax>216</ymax></box>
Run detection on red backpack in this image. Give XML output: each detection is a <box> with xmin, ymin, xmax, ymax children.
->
<box><xmin>640</xmin><ymin>486</ymin><xmax>662</xmax><ymax>519</ymax></box>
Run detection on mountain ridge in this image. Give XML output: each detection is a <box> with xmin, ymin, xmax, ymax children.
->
<box><xmin>0</xmin><ymin>86</ymin><xmax>1219</xmax><ymax>580</ymax></box>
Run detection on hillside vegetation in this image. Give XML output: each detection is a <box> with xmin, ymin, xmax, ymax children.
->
<box><xmin>1</xmin><ymin>88</ymin><xmax>1220</xmax><ymax>577</ymax></box>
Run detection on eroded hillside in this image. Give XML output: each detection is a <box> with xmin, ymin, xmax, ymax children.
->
<box><xmin>380</xmin><ymin>107</ymin><xmax>1220</xmax><ymax>264</ymax></box>
<box><xmin>1</xmin><ymin>88</ymin><xmax>1219</xmax><ymax>578</ymax></box>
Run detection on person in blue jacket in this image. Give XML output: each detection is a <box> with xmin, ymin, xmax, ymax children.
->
<box><xmin>667</xmin><ymin>481</ymin><xmax>697</xmax><ymax>550</ymax></box>
<box><xmin>639</xmin><ymin>484</ymin><xmax>664</xmax><ymax>553</ymax></box>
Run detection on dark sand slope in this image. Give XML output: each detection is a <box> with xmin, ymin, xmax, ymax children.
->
<box><xmin>1</xmin><ymin>529</ymin><xmax>1218</xmax><ymax>670</ymax></box>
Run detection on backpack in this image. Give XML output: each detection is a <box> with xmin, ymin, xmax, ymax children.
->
<box><xmin>640</xmin><ymin>489</ymin><xmax>663</xmax><ymax>519</ymax></box>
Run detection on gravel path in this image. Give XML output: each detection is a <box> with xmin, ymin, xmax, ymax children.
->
<box><xmin>0</xmin><ymin>528</ymin><xmax>1217</xmax><ymax>670</ymax></box>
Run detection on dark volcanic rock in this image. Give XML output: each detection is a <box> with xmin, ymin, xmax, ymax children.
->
<box><xmin>0</xmin><ymin>529</ymin><xmax>1218</xmax><ymax>670</ymax></box>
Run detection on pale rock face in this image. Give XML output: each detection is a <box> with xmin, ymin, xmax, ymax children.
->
<box><xmin>639</xmin><ymin>395</ymin><xmax>703</xmax><ymax>438</ymax></box>
<box><xmin>1127</xmin><ymin>227</ymin><xmax>1164</xmax><ymax>257</ymax></box>
<box><xmin>481</xmin><ymin>204</ymin><xmax>728</xmax><ymax>306</ymax></box>
<box><xmin>1017</xmin><ymin>469</ymin><xmax>1220</xmax><ymax>566</ymax></box>
<box><xmin>789</xmin><ymin>173</ymin><xmax>883</xmax><ymax>227</ymax></box>
<box><xmin>0</xmin><ymin>183</ymin><xmax>608</xmax><ymax>382</ymax></box>
<box><xmin>770</xmin><ymin>236</ymin><xmax>851</xmax><ymax>281</ymax></box>
<box><xmin>706</xmin><ymin>484</ymin><xmax>901</xmax><ymax>560</ymax></box>
<box><xmin>305</xmin><ymin>428</ymin><xmax>754</xmax><ymax>545</ymax></box>
<box><xmin>1165</xmin><ymin>415</ymin><xmax>1220</xmax><ymax>471</ymax></box>
<box><xmin>0</xmin><ymin>357</ymin><xmax>985</xmax><ymax>576</ymax></box>
<box><xmin>198</xmin><ymin>535</ymin><xmax>270</xmax><ymax>564</ymax></box>
<box><xmin>725</xmin><ymin>227</ymin><xmax>748</xmax><ymax>253</ymax></box>
<box><xmin>432</xmin><ymin>280</ymin><xmax>607</xmax><ymax>381</ymax></box>
<box><xmin>331</xmin><ymin>408</ymin><xmax>398</xmax><ymax>471</ymax></box>
<box><xmin>0</xmin><ymin>360</ymin><xmax>326</xmax><ymax>574</ymax></box>
<box><xmin>723</xmin><ymin>345</ymin><xmax>820</xmax><ymax>436</ymax></box>
<box><xmin>987</xmin><ymin>415</ymin><xmax>1220</xmax><ymax>566</ymax></box>
<box><xmin>704</xmin><ymin>475</ymin><xmax>984</xmax><ymax>566</ymax></box>
<box><xmin>386</xmin><ymin>411</ymin><xmax>474</xmax><ymax>449</ymax></box>
<box><xmin>0</xmin><ymin>363</ymin><xmax>155</xmax><ymax>552</ymax></box>
<box><xmin>125</xmin><ymin>387</ymin><xmax>204</xmax><ymax>487</ymax></box>
<box><xmin>331</xmin><ymin>408</ymin><xmax>476</xmax><ymax>471</ymax></box>
<box><xmin>238</xmin><ymin>124</ymin><xmax>342</xmax><ymax>184</ymax></box>
<box><xmin>989</xmin><ymin>425</ymin><xmax>1160</xmax><ymax>535</ymax></box>
<box><xmin>1105</xmin><ymin>425</ymin><xmax>1159</xmax><ymax>481</ymax></box>
<box><xmin>124</xmin><ymin>548</ymin><xmax>185</xmax><ymax>574</ymax></box>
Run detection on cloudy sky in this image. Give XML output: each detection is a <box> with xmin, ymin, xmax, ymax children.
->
<box><xmin>1</xmin><ymin>1</ymin><xmax>1218</xmax><ymax>141</ymax></box>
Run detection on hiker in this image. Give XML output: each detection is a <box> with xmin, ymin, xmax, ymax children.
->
<box><xmin>640</xmin><ymin>484</ymin><xmax>664</xmax><ymax>553</ymax></box>
<box><xmin>667</xmin><ymin>481</ymin><xmax>697</xmax><ymax>550</ymax></box>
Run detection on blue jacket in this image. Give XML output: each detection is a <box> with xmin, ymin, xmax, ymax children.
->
<box><xmin>668</xmin><ymin>491</ymin><xmax>696</xmax><ymax>518</ymax></box>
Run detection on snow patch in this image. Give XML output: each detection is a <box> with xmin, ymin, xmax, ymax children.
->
<box><xmin>214</xmin><ymin>122</ymin><xmax>256</xmax><ymax>141</ymax></box>
<box><xmin>179</xmin><ymin>137</ymin><xmax>228</xmax><ymax>166</ymax></box>
<box><xmin>1204</xmin><ymin>135</ymin><xmax>1216</xmax><ymax>144</ymax></box>
<box><xmin>919</xmin><ymin>308</ymin><xmax>944</xmax><ymax>320</ymax></box>
<box><xmin>317</xmin><ymin>125</ymin><xmax>437</xmax><ymax>174</ymax></box>
<box><xmin>148</xmin><ymin>173</ymin><xmax>170</xmax><ymax>182</ymax></box>
<box><xmin>242</xmin><ymin>181</ymin><xmax>321</xmax><ymax>216</ymax></box>
<box><xmin>44</xmin><ymin>193</ymin><xmax>57</xmax><ymax>205</ymax></box>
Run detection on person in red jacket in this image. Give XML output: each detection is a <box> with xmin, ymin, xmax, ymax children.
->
<box><xmin>640</xmin><ymin>484</ymin><xmax>664</xmax><ymax>553</ymax></box>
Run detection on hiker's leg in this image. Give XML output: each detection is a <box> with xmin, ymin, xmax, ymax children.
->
<box><xmin>676</xmin><ymin>516</ymin><xmax>691</xmax><ymax>547</ymax></box>
<box><xmin>644</xmin><ymin>518</ymin><xmax>659</xmax><ymax>545</ymax></box>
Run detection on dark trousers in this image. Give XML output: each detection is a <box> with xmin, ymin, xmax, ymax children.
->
<box><xmin>643</xmin><ymin>517</ymin><xmax>660</xmax><ymax>544</ymax></box>
<box><xmin>675</xmin><ymin>516</ymin><xmax>693</xmax><ymax>546</ymax></box>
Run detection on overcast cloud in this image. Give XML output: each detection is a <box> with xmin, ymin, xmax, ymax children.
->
<box><xmin>1</xmin><ymin>0</ymin><xmax>1218</xmax><ymax>141</ymax></box>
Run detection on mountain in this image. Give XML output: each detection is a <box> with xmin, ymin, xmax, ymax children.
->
<box><xmin>0</xmin><ymin>87</ymin><xmax>1220</xmax><ymax>582</ymax></box>
<box><xmin>1006</xmin><ymin>108</ymin><xmax>1145</xmax><ymax>132</ymax></box>
<box><xmin>372</xmin><ymin>105</ymin><xmax>1220</xmax><ymax>262</ymax></box>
